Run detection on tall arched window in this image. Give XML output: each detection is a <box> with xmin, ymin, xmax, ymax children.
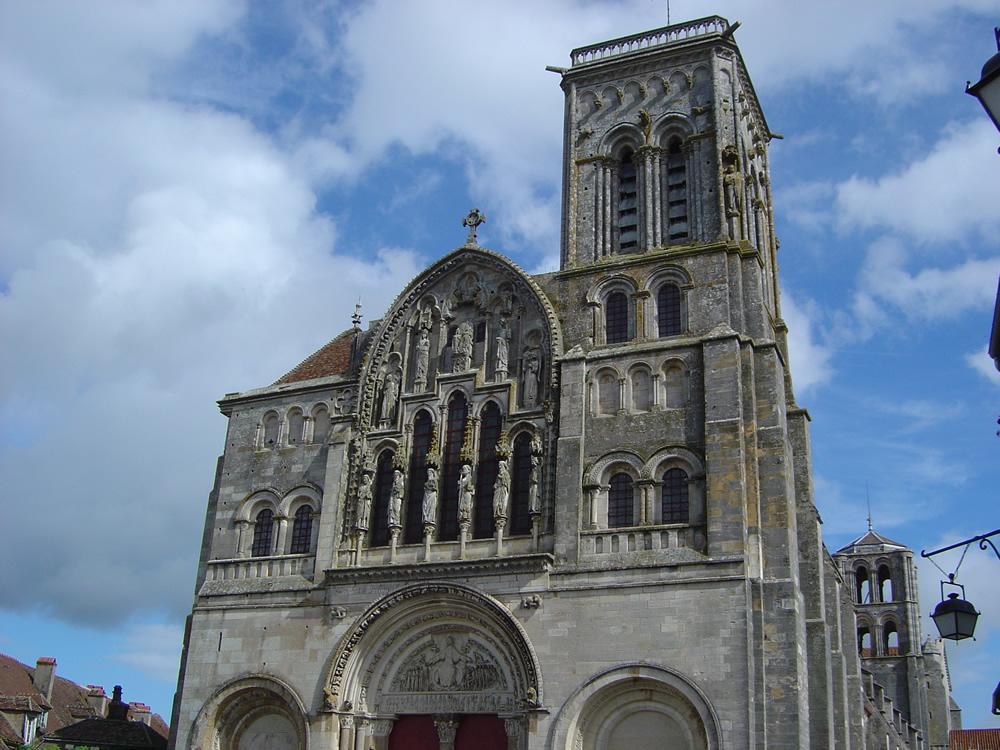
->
<box><xmin>608</xmin><ymin>473</ymin><xmax>634</xmax><ymax>528</ymax></box>
<box><xmin>663</xmin><ymin>364</ymin><xmax>685</xmax><ymax>408</ymax></box>
<box><xmin>404</xmin><ymin>411</ymin><xmax>433</xmax><ymax>544</ymax></box>
<box><xmin>439</xmin><ymin>393</ymin><xmax>468</xmax><ymax>541</ymax></box>
<box><xmin>287</xmin><ymin>409</ymin><xmax>304</xmax><ymax>445</ymax></box>
<box><xmin>605</xmin><ymin>291</ymin><xmax>629</xmax><ymax>344</ymax></box>
<box><xmin>617</xmin><ymin>149</ymin><xmax>638</xmax><ymax>252</ymax></box>
<box><xmin>509</xmin><ymin>434</ymin><xmax>533</xmax><ymax>535</ymax></box>
<box><xmin>665</xmin><ymin>137</ymin><xmax>688</xmax><ymax>242</ymax></box>
<box><xmin>855</xmin><ymin>566</ymin><xmax>871</xmax><ymax>604</ymax></box>
<box><xmin>289</xmin><ymin>505</ymin><xmax>313</xmax><ymax>554</ymax></box>
<box><xmin>877</xmin><ymin>564</ymin><xmax>893</xmax><ymax>602</ymax></box>
<box><xmin>262</xmin><ymin>413</ymin><xmax>279</xmax><ymax>448</ymax></box>
<box><xmin>630</xmin><ymin>368</ymin><xmax>652</xmax><ymax>412</ymax></box>
<box><xmin>370</xmin><ymin>450</ymin><xmax>394</xmax><ymax>547</ymax></box>
<box><xmin>251</xmin><ymin>509</ymin><xmax>274</xmax><ymax>557</ymax></box>
<box><xmin>661</xmin><ymin>468</ymin><xmax>689</xmax><ymax>524</ymax></box>
<box><xmin>474</xmin><ymin>403</ymin><xmax>502</xmax><ymax>539</ymax></box>
<box><xmin>657</xmin><ymin>283</ymin><xmax>682</xmax><ymax>337</ymax></box>
<box><xmin>597</xmin><ymin>372</ymin><xmax>619</xmax><ymax>415</ymax></box>
<box><xmin>858</xmin><ymin>625</ymin><xmax>872</xmax><ymax>657</ymax></box>
<box><xmin>884</xmin><ymin>621</ymin><xmax>900</xmax><ymax>656</ymax></box>
<box><xmin>312</xmin><ymin>404</ymin><xmax>330</xmax><ymax>444</ymax></box>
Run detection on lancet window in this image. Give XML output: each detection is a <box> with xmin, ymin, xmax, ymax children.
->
<box><xmin>474</xmin><ymin>403</ymin><xmax>502</xmax><ymax>539</ymax></box>
<box><xmin>608</xmin><ymin>473</ymin><xmax>635</xmax><ymax>528</ymax></box>
<box><xmin>657</xmin><ymin>283</ymin><xmax>682</xmax><ymax>337</ymax></box>
<box><xmin>509</xmin><ymin>434</ymin><xmax>533</xmax><ymax>535</ymax></box>
<box><xmin>661</xmin><ymin>468</ymin><xmax>689</xmax><ymax>524</ymax></box>
<box><xmin>617</xmin><ymin>149</ymin><xmax>639</xmax><ymax>252</ymax></box>
<box><xmin>370</xmin><ymin>450</ymin><xmax>395</xmax><ymax>547</ymax></box>
<box><xmin>251</xmin><ymin>509</ymin><xmax>274</xmax><ymax>557</ymax></box>
<box><xmin>665</xmin><ymin>137</ymin><xmax>688</xmax><ymax>242</ymax></box>
<box><xmin>439</xmin><ymin>393</ymin><xmax>468</xmax><ymax>541</ymax></box>
<box><xmin>404</xmin><ymin>411</ymin><xmax>433</xmax><ymax>544</ymax></box>
<box><xmin>289</xmin><ymin>505</ymin><xmax>313</xmax><ymax>554</ymax></box>
<box><xmin>605</xmin><ymin>291</ymin><xmax>630</xmax><ymax>344</ymax></box>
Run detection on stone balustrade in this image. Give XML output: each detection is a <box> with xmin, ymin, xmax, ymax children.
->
<box><xmin>206</xmin><ymin>553</ymin><xmax>315</xmax><ymax>581</ymax></box>
<box><xmin>570</xmin><ymin>16</ymin><xmax>729</xmax><ymax>66</ymax></box>
<box><xmin>581</xmin><ymin>523</ymin><xmax>703</xmax><ymax>557</ymax></box>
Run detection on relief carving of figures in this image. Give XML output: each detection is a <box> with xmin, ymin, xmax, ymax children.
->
<box><xmin>453</xmin><ymin>321</ymin><xmax>474</xmax><ymax>372</ymax></box>
<box><xmin>414</xmin><ymin>328</ymin><xmax>431</xmax><ymax>389</ymax></box>
<box><xmin>494</xmin><ymin>318</ymin><xmax>509</xmax><ymax>379</ymax></box>
<box><xmin>392</xmin><ymin>634</ymin><xmax>504</xmax><ymax>693</ymax></box>
<box><xmin>493</xmin><ymin>459</ymin><xmax>511</xmax><ymax>520</ymax></box>
<box><xmin>521</xmin><ymin>346</ymin><xmax>541</xmax><ymax>407</ymax></box>
<box><xmin>356</xmin><ymin>472</ymin><xmax>373</xmax><ymax>531</ymax></box>
<box><xmin>458</xmin><ymin>464</ymin><xmax>474</xmax><ymax>524</ymax></box>
<box><xmin>380</xmin><ymin>369</ymin><xmax>400</xmax><ymax>424</ymax></box>
<box><xmin>422</xmin><ymin>467</ymin><xmax>439</xmax><ymax>525</ymax></box>
<box><xmin>388</xmin><ymin>469</ymin><xmax>404</xmax><ymax>528</ymax></box>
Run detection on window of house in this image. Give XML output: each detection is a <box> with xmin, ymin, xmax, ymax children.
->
<box><xmin>370</xmin><ymin>450</ymin><xmax>395</xmax><ymax>547</ymax></box>
<box><xmin>618</xmin><ymin>149</ymin><xmax>638</xmax><ymax>252</ymax></box>
<box><xmin>605</xmin><ymin>291</ymin><xmax>630</xmax><ymax>344</ymax></box>
<box><xmin>608</xmin><ymin>473</ymin><xmax>635</xmax><ymax>528</ymax></box>
<box><xmin>251</xmin><ymin>509</ymin><xmax>275</xmax><ymax>557</ymax></box>
<box><xmin>262</xmin><ymin>413</ymin><xmax>279</xmax><ymax>448</ymax></box>
<box><xmin>661</xmin><ymin>468</ymin><xmax>689</xmax><ymax>524</ymax></box>
<box><xmin>289</xmin><ymin>505</ymin><xmax>313</xmax><ymax>554</ymax></box>
<box><xmin>657</xmin><ymin>283</ymin><xmax>682</xmax><ymax>337</ymax></box>
<box><xmin>404</xmin><ymin>411</ymin><xmax>433</xmax><ymax>544</ymax></box>
<box><xmin>509</xmin><ymin>434</ymin><xmax>533</xmax><ymax>535</ymax></box>
<box><xmin>439</xmin><ymin>393</ymin><xmax>468</xmax><ymax>541</ymax></box>
<box><xmin>474</xmin><ymin>403</ymin><xmax>502</xmax><ymax>539</ymax></box>
<box><xmin>666</xmin><ymin>137</ymin><xmax>688</xmax><ymax>242</ymax></box>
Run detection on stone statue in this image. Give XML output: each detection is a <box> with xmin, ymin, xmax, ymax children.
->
<box><xmin>495</xmin><ymin>320</ymin><xmax>509</xmax><ymax>378</ymax></box>
<box><xmin>422</xmin><ymin>467</ymin><xmax>439</xmax><ymax>525</ymax></box>
<box><xmin>453</xmin><ymin>320</ymin><xmax>474</xmax><ymax>372</ymax></box>
<box><xmin>493</xmin><ymin>459</ymin><xmax>511</xmax><ymax>519</ymax></box>
<box><xmin>458</xmin><ymin>464</ymin><xmax>474</xmax><ymax>523</ymax></box>
<box><xmin>528</xmin><ymin>453</ymin><xmax>541</xmax><ymax>514</ymax></box>
<box><xmin>356</xmin><ymin>472</ymin><xmax>373</xmax><ymax>531</ymax></box>
<box><xmin>388</xmin><ymin>469</ymin><xmax>404</xmax><ymax>527</ymax></box>
<box><xmin>380</xmin><ymin>370</ymin><xmax>399</xmax><ymax>422</ymax></box>
<box><xmin>414</xmin><ymin>328</ymin><xmax>430</xmax><ymax>388</ymax></box>
<box><xmin>722</xmin><ymin>145</ymin><xmax>743</xmax><ymax>240</ymax></box>
<box><xmin>522</xmin><ymin>346</ymin><xmax>541</xmax><ymax>406</ymax></box>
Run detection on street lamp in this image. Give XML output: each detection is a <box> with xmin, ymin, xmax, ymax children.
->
<box><xmin>930</xmin><ymin>577</ymin><xmax>980</xmax><ymax>641</ymax></box>
<box><xmin>966</xmin><ymin>27</ymin><xmax>1000</xmax><ymax>146</ymax></box>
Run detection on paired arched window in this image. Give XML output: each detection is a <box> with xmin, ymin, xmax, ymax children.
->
<box><xmin>262</xmin><ymin>413</ymin><xmax>279</xmax><ymax>448</ymax></box>
<box><xmin>251</xmin><ymin>509</ymin><xmax>275</xmax><ymax>557</ymax></box>
<box><xmin>877</xmin><ymin>564</ymin><xmax>894</xmax><ymax>602</ymax></box>
<box><xmin>289</xmin><ymin>506</ymin><xmax>313</xmax><ymax>554</ymax></box>
<box><xmin>404</xmin><ymin>411</ymin><xmax>433</xmax><ymax>544</ymax></box>
<box><xmin>665</xmin><ymin>137</ymin><xmax>688</xmax><ymax>242</ymax></box>
<box><xmin>605</xmin><ymin>291</ymin><xmax>630</xmax><ymax>344</ymax></box>
<box><xmin>608</xmin><ymin>473</ymin><xmax>635</xmax><ymax>528</ymax></box>
<box><xmin>661</xmin><ymin>468</ymin><xmax>689</xmax><ymax>524</ymax></box>
<box><xmin>287</xmin><ymin>409</ymin><xmax>304</xmax><ymax>445</ymax></box>
<box><xmin>474</xmin><ymin>403</ymin><xmax>502</xmax><ymax>539</ymax></box>
<box><xmin>855</xmin><ymin>566</ymin><xmax>872</xmax><ymax>604</ymax></box>
<box><xmin>617</xmin><ymin>149</ymin><xmax>638</xmax><ymax>252</ymax></box>
<box><xmin>597</xmin><ymin>371</ymin><xmax>620</xmax><ymax>415</ymax></box>
<box><xmin>370</xmin><ymin>450</ymin><xmax>395</xmax><ymax>547</ymax></box>
<box><xmin>657</xmin><ymin>283</ymin><xmax>682</xmax><ymax>337</ymax></box>
<box><xmin>439</xmin><ymin>393</ymin><xmax>468</xmax><ymax>541</ymax></box>
<box><xmin>509</xmin><ymin>434</ymin><xmax>533</xmax><ymax>535</ymax></box>
<box><xmin>312</xmin><ymin>404</ymin><xmax>330</xmax><ymax>444</ymax></box>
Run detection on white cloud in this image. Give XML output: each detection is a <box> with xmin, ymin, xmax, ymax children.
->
<box><xmin>965</xmin><ymin>350</ymin><xmax>1000</xmax><ymax>385</ymax></box>
<box><xmin>782</xmin><ymin>290</ymin><xmax>834</xmax><ymax>393</ymax></box>
<box><xmin>114</xmin><ymin>623</ymin><xmax>185</xmax><ymax>684</ymax></box>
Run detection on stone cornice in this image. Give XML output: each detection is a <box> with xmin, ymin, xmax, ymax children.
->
<box><xmin>322</xmin><ymin>553</ymin><xmax>555</xmax><ymax>586</ymax></box>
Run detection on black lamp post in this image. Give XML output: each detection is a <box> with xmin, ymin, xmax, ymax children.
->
<box><xmin>966</xmin><ymin>27</ymin><xmax>1000</xmax><ymax>149</ymax></box>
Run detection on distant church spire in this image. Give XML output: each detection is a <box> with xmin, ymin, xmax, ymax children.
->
<box><xmin>866</xmin><ymin>483</ymin><xmax>873</xmax><ymax>531</ymax></box>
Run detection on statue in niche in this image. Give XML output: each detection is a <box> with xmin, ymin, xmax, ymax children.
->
<box><xmin>356</xmin><ymin>472</ymin><xmax>373</xmax><ymax>531</ymax></box>
<box><xmin>522</xmin><ymin>346</ymin><xmax>541</xmax><ymax>407</ymax></box>
<box><xmin>495</xmin><ymin>318</ymin><xmax>510</xmax><ymax>379</ymax></box>
<box><xmin>414</xmin><ymin>328</ymin><xmax>431</xmax><ymax>388</ymax></box>
<box><xmin>388</xmin><ymin>469</ymin><xmax>404</xmax><ymax>527</ymax></box>
<box><xmin>722</xmin><ymin>145</ymin><xmax>743</xmax><ymax>239</ymax></box>
<box><xmin>380</xmin><ymin>370</ymin><xmax>399</xmax><ymax>424</ymax></box>
<box><xmin>422</xmin><ymin>467</ymin><xmax>439</xmax><ymax>525</ymax></box>
<box><xmin>528</xmin><ymin>452</ymin><xmax>541</xmax><ymax>514</ymax></box>
<box><xmin>440</xmin><ymin>295</ymin><xmax>453</xmax><ymax>321</ymax></box>
<box><xmin>493</xmin><ymin>459</ymin><xmax>511</xmax><ymax>519</ymax></box>
<box><xmin>453</xmin><ymin>320</ymin><xmax>474</xmax><ymax>372</ymax></box>
<box><xmin>458</xmin><ymin>464</ymin><xmax>474</xmax><ymax>523</ymax></box>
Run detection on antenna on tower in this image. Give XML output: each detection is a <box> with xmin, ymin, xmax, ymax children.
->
<box><xmin>866</xmin><ymin>483</ymin><xmax>873</xmax><ymax>531</ymax></box>
<box><xmin>666</xmin><ymin>0</ymin><xmax>671</xmax><ymax>26</ymax></box>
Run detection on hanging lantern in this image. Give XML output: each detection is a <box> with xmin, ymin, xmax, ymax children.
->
<box><xmin>930</xmin><ymin>580</ymin><xmax>980</xmax><ymax>641</ymax></box>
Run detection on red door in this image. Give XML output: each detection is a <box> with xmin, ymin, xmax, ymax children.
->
<box><xmin>388</xmin><ymin>715</ymin><xmax>439</xmax><ymax>750</ymax></box>
<box><xmin>455</xmin><ymin>715</ymin><xmax>507</xmax><ymax>750</ymax></box>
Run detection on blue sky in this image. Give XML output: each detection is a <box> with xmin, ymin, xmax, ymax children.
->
<box><xmin>1</xmin><ymin>0</ymin><xmax>998</xmax><ymax>730</ymax></box>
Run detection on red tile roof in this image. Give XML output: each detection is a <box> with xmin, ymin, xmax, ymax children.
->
<box><xmin>274</xmin><ymin>329</ymin><xmax>356</xmax><ymax>385</ymax></box>
<box><xmin>952</xmin><ymin>729</ymin><xmax>1000</xmax><ymax>749</ymax></box>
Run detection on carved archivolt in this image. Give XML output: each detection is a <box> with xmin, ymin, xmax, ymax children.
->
<box><xmin>325</xmin><ymin>581</ymin><xmax>542</xmax><ymax>716</ymax></box>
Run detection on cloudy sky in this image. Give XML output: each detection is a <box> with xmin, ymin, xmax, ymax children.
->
<box><xmin>1</xmin><ymin>0</ymin><xmax>998</xmax><ymax>729</ymax></box>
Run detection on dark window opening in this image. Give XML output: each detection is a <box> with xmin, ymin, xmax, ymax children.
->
<box><xmin>510</xmin><ymin>434</ymin><xmax>533</xmax><ymax>535</ymax></box>
<box><xmin>657</xmin><ymin>283</ymin><xmax>682</xmax><ymax>337</ymax></box>
<box><xmin>858</xmin><ymin>626</ymin><xmax>872</xmax><ymax>657</ymax></box>
<box><xmin>608</xmin><ymin>473</ymin><xmax>634</xmax><ymax>528</ymax></box>
<box><xmin>404</xmin><ymin>411</ymin><xmax>433</xmax><ymax>544</ymax></box>
<box><xmin>661</xmin><ymin>468</ymin><xmax>689</xmax><ymax>524</ymax></box>
<box><xmin>289</xmin><ymin>505</ymin><xmax>313</xmax><ymax>554</ymax></box>
<box><xmin>439</xmin><ymin>393</ymin><xmax>468</xmax><ymax>541</ymax></box>
<box><xmin>605</xmin><ymin>291</ymin><xmax>630</xmax><ymax>344</ymax></box>
<box><xmin>474</xmin><ymin>403</ymin><xmax>502</xmax><ymax>539</ymax></box>
<box><xmin>856</xmin><ymin>566</ymin><xmax>872</xmax><ymax>604</ymax></box>
<box><xmin>251</xmin><ymin>509</ymin><xmax>274</xmax><ymax>557</ymax></box>
<box><xmin>474</xmin><ymin>321</ymin><xmax>487</xmax><ymax>342</ymax></box>
<box><xmin>878</xmin><ymin>564</ymin><xmax>894</xmax><ymax>602</ymax></box>
<box><xmin>666</xmin><ymin>138</ymin><xmax>688</xmax><ymax>242</ymax></box>
<box><xmin>618</xmin><ymin>149</ymin><xmax>639</xmax><ymax>252</ymax></box>
<box><xmin>370</xmin><ymin>450</ymin><xmax>395</xmax><ymax>547</ymax></box>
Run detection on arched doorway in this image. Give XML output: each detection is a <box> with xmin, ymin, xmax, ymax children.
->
<box><xmin>326</xmin><ymin>582</ymin><xmax>539</xmax><ymax>750</ymax></box>
<box><xmin>188</xmin><ymin>675</ymin><xmax>309</xmax><ymax>750</ymax></box>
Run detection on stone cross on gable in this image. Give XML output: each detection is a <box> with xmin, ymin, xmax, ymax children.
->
<box><xmin>462</xmin><ymin>208</ymin><xmax>486</xmax><ymax>245</ymax></box>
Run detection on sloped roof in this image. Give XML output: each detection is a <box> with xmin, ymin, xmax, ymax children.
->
<box><xmin>273</xmin><ymin>328</ymin><xmax>356</xmax><ymax>385</ymax></box>
<box><xmin>834</xmin><ymin>527</ymin><xmax>909</xmax><ymax>555</ymax></box>
<box><xmin>0</xmin><ymin>712</ymin><xmax>23</xmax><ymax>747</ymax></box>
<box><xmin>47</xmin><ymin>718</ymin><xmax>167</xmax><ymax>749</ymax></box>
<box><xmin>951</xmin><ymin>729</ymin><xmax>1000</xmax><ymax>750</ymax></box>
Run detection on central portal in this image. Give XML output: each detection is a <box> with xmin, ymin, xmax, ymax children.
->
<box><xmin>388</xmin><ymin>715</ymin><xmax>507</xmax><ymax>750</ymax></box>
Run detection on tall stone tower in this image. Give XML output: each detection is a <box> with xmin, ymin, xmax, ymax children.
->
<box><xmin>169</xmin><ymin>15</ymin><xmax>949</xmax><ymax>750</ymax></box>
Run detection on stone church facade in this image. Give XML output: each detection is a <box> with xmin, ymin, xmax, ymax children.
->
<box><xmin>168</xmin><ymin>16</ymin><xmax>956</xmax><ymax>750</ymax></box>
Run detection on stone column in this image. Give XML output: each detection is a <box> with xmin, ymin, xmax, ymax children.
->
<box><xmin>642</xmin><ymin>148</ymin><xmax>654</xmax><ymax>250</ymax></box>
<box><xmin>495</xmin><ymin>516</ymin><xmax>507</xmax><ymax>557</ymax></box>
<box><xmin>503</xmin><ymin>716</ymin><xmax>525</xmax><ymax>750</ymax></box>
<box><xmin>338</xmin><ymin>716</ymin><xmax>354</xmax><ymax>750</ymax></box>
<box><xmin>388</xmin><ymin>527</ymin><xmax>400</xmax><ymax>564</ymax></box>
<box><xmin>637</xmin><ymin>480</ymin><xmax>655</xmax><ymax>525</ymax></box>
<box><xmin>587</xmin><ymin>300</ymin><xmax>602</xmax><ymax>345</ymax></box>
<box><xmin>353</xmin><ymin>718</ymin><xmax>370</xmax><ymax>750</ymax></box>
<box><xmin>603</xmin><ymin>162</ymin><xmax>614</xmax><ymax>256</ymax></box>
<box><xmin>584</xmin><ymin>485</ymin><xmax>600</xmax><ymax>529</ymax></box>
<box><xmin>635</xmin><ymin>290</ymin><xmax>650</xmax><ymax>340</ymax></box>
<box><xmin>303</xmin><ymin>415</ymin><xmax>315</xmax><ymax>444</ymax></box>
<box><xmin>274</xmin><ymin>515</ymin><xmax>289</xmax><ymax>556</ymax></box>
<box><xmin>236</xmin><ymin>520</ymin><xmax>251</xmax><ymax>557</ymax></box>
<box><xmin>423</xmin><ymin>523</ymin><xmax>435</xmax><ymax>561</ymax></box>
<box><xmin>593</xmin><ymin>161</ymin><xmax>605</xmax><ymax>262</ymax></box>
<box><xmin>277</xmin><ymin>417</ymin><xmax>288</xmax><ymax>447</ymax></box>
<box><xmin>652</xmin><ymin>149</ymin><xmax>663</xmax><ymax>246</ymax></box>
<box><xmin>370</xmin><ymin>719</ymin><xmax>395</xmax><ymax>750</ymax></box>
<box><xmin>616</xmin><ymin>377</ymin><xmax>626</xmax><ymax>415</ymax></box>
<box><xmin>651</xmin><ymin>373</ymin><xmax>662</xmax><ymax>411</ymax></box>
<box><xmin>434</xmin><ymin>717</ymin><xmax>458</xmax><ymax>750</ymax></box>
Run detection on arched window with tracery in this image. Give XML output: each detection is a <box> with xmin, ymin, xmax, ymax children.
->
<box><xmin>404</xmin><ymin>411</ymin><xmax>433</xmax><ymax>544</ymax></box>
<box><xmin>657</xmin><ymin>283</ymin><xmax>682</xmax><ymax>337</ymax></box>
<box><xmin>661</xmin><ymin>468</ymin><xmax>689</xmax><ymax>524</ymax></box>
<box><xmin>617</xmin><ymin>149</ymin><xmax>638</xmax><ymax>252</ymax></box>
<box><xmin>608</xmin><ymin>473</ymin><xmax>634</xmax><ymax>528</ymax></box>
<box><xmin>370</xmin><ymin>450</ymin><xmax>394</xmax><ymax>547</ymax></box>
<box><xmin>665</xmin><ymin>137</ymin><xmax>688</xmax><ymax>242</ymax></box>
<box><xmin>262</xmin><ymin>413</ymin><xmax>279</xmax><ymax>449</ymax></box>
<box><xmin>605</xmin><ymin>291</ymin><xmax>630</xmax><ymax>344</ymax></box>
<box><xmin>474</xmin><ymin>403</ymin><xmax>502</xmax><ymax>539</ymax></box>
<box><xmin>251</xmin><ymin>509</ymin><xmax>274</xmax><ymax>557</ymax></box>
<box><xmin>438</xmin><ymin>392</ymin><xmax>468</xmax><ymax>541</ymax></box>
<box><xmin>289</xmin><ymin>505</ymin><xmax>313</xmax><ymax>554</ymax></box>
<box><xmin>509</xmin><ymin>434</ymin><xmax>533</xmax><ymax>535</ymax></box>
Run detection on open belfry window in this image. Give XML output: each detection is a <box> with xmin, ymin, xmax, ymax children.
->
<box><xmin>617</xmin><ymin>148</ymin><xmax>639</xmax><ymax>252</ymax></box>
<box><xmin>666</xmin><ymin>137</ymin><xmax>688</xmax><ymax>242</ymax></box>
